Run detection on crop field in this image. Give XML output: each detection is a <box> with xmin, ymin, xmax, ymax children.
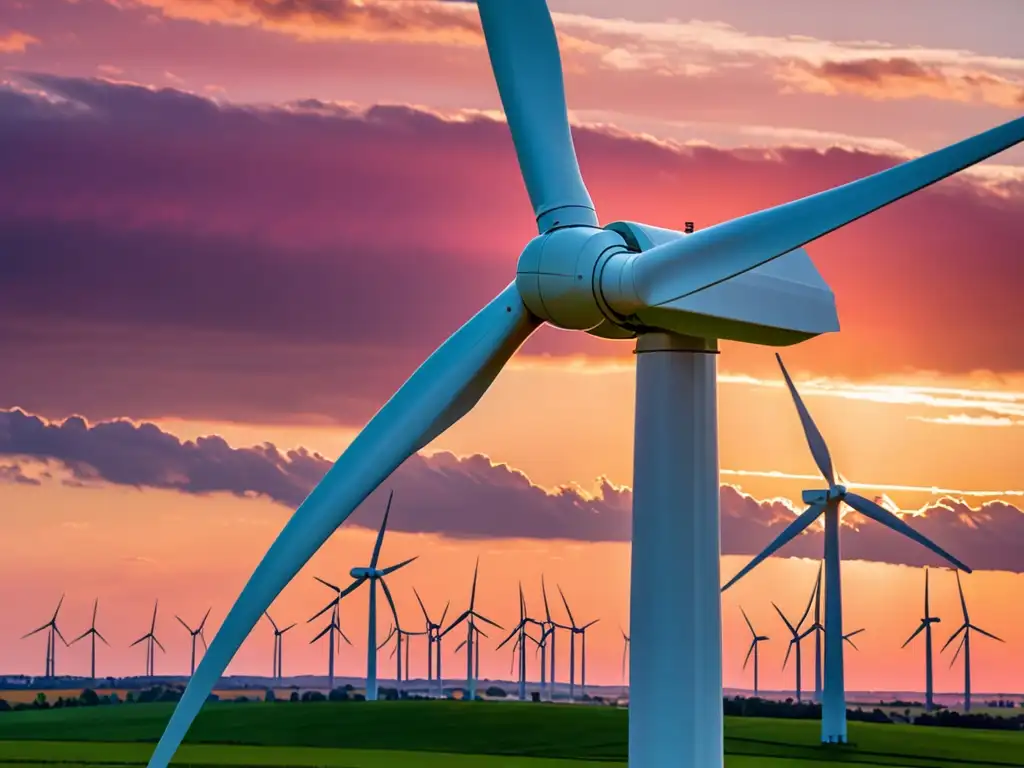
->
<box><xmin>0</xmin><ymin>700</ymin><xmax>1018</xmax><ymax>766</ymax></box>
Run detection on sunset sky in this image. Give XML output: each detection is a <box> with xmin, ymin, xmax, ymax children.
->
<box><xmin>1</xmin><ymin>0</ymin><xmax>1022</xmax><ymax>699</ymax></box>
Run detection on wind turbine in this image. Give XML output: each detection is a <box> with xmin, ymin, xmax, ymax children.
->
<box><xmin>263</xmin><ymin>611</ymin><xmax>295</xmax><ymax>683</ymax></box>
<box><xmin>310</xmin><ymin>491</ymin><xmax>416</xmax><ymax>701</ymax></box>
<box><xmin>378</xmin><ymin>596</ymin><xmax>427</xmax><ymax>694</ymax></box>
<box><xmin>497</xmin><ymin>582</ymin><xmax>537</xmax><ymax>700</ymax></box>
<box><xmin>902</xmin><ymin>568</ymin><xmax>941</xmax><ymax>711</ymax></box>
<box><xmin>308</xmin><ymin>593</ymin><xmax>352</xmax><ymax>691</ymax></box>
<box><xmin>722</xmin><ymin>354</ymin><xmax>971</xmax><ymax>744</ymax></box>
<box><xmin>143</xmin><ymin>0</ymin><xmax>1024</xmax><ymax>761</ymax></box>
<box><xmin>175</xmin><ymin>609</ymin><xmax>211</xmax><ymax>676</ymax></box>
<box><xmin>130</xmin><ymin>600</ymin><xmax>165</xmax><ymax>677</ymax></box>
<box><xmin>773</xmin><ymin>571</ymin><xmax>817</xmax><ymax>703</ymax></box>
<box><xmin>70</xmin><ymin>598</ymin><xmax>109</xmax><ymax>682</ymax></box>
<box><xmin>22</xmin><ymin>594</ymin><xmax>68</xmax><ymax>678</ymax></box>
<box><xmin>441</xmin><ymin>558</ymin><xmax>502</xmax><ymax>700</ymax></box>
<box><xmin>740</xmin><ymin>608</ymin><xmax>769</xmax><ymax>697</ymax></box>
<box><xmin>621</xmin><ymin>627</ymin><xmax>631</xmax><ymax>690</ymax></box>
<box><xmin>539</xmin><ymin>576</ymin><xmax>558</xmax><ymax>701</ymax></box>
<box><xmin>942</xmin><ymin>571</ymin><xmax>1003</xmax><ymax>713</ymax></box>
<box><xmin>556</xmin><ymin>586</ymin><xmax>599</xmax><ymax>701</ymax></box>
<box><xmin>413</xmin><ymin>587</ymin><xmax>449</xmax><ymax>697</ymax></box>
<box><xmin>809</xmin><ymin>563</ymin><xmax>824</xmax><ymax>702</ymax></box>
<box><xmin>843</xmin><ymin>628</ymin><xmax>865</xmax><ymax>650</ymax></box>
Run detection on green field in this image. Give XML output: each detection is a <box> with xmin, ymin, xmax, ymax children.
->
<box><xmin>0</xmin><ymin>700</ymin><xmax>1018</xmax><ymax>766</ymax></box>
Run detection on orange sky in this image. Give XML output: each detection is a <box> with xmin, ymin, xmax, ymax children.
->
<box><xmin>0</xmin><ymin>0</ymin><xmax>1022</xmax><ymax>699</ymax></box>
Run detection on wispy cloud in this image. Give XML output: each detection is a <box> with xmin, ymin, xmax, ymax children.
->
<box><xmin>719</xmin><ymin>468</ymin><xmax>1024</xmax><ymax>499</ymax></box>
<box><xmin>0</xmin><ymin>30</ymin><xmax>39</xmax><ymax>54</ymax></box>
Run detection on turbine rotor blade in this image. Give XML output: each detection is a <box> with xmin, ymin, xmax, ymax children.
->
<box><xmin>902</xmin><ymin>622</ymin><xmax>926</xmax><ymax>649</ymax></box>
<box><xmin>941</xmin><ymin>623</ymin><xmax>967</xmax><ymax>652</ymax></box>
<box><xmin>843</xmin><ymin>492</ymin><xmax>970</xmax><ymax>572</ymax></box>
<box><xmin>740</xmin><ymin>607</ymin><xmax>756</xmax><ymax>637</ymax></box>
<box><xmin>782</xmin><ymin>640</ymin><xmax>793</xmax><ymax>670</ymax></box>
<box><xmin>370</xmin><ymin>489</ymin><xmax>394</xmax><ymax>569</ymax></box>
<box><xmin>381</xmin><ymin>556</ymin><xmax>418</xmax><ymax>576</ymax></box>
<box><xmin>970</xmin><ymin>624</ymin><xmax>1004</xmax><ymax>643</ymax></box>
<box><xmin>606</xmin><ymin>116</ymin><xmax>1024</xmax><ymax>308</ymax></box>
<box><xmin>743</xmin><ymin>640</ymin><xmax>755</xmax><ymax>670</ymax></box>
<box><xmin>772</xmin><ymin>602</ymin><xmax>796</xmax><ymax>636</ymax></box>
<box><xmin>477</xmin><ymin>0</ymin><xmax>597</xmax><ymax>231</ymax></box>
<box><xmin>722</xmin><ymin>503</ymin><xmax>825</xmax><ymax>591</ymax></box>
<box><xmin>956</xmin><ymin>570</ymin><xmax>970</xmax><ymax>623</ymax></box>
<box><xmin>776</xmin><ymin>354</ymin><xmax>835</xmax><ymax>485</ymax></box>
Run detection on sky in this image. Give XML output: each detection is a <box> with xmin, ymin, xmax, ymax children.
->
<box><xmin>0</xmin><ymin>0</ymin><xmax>1022</xmax><ymax>698</ymax></box>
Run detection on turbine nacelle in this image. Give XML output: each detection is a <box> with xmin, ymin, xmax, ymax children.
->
<box><xmin>350</xmin><ymin>567</ymin><xmax>380</xmax><ymax>580</ymax></box>
<box><xmin>514</xmin><ymin>219</ymin><xmax>841</xmax><ymax>346</ymax></box>
<box><xmin>802</xmin><ymin>484</ymin><xmax>847</xmax><ymax>505</ymax></box>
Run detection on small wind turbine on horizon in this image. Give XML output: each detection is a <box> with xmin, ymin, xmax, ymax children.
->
<box><xmin>70</xmin><ymin>598</ymin><xmax>109</xmax><ymax>682</ymax></box>
<box><xmin>555</xmin><ymin>585</ymin><xmax>598</xmax><ymax>701</ymax></box>
<box><xmin>621</xmin><ymin>626</ymin><xmax>631</xmax><ymax>691</ymax></box>
<box><xmin>308</xmin><ymin>595</ymin><xmax>352</xmax><ymax>691</ymax></box>
<box><xmin>23</xmin><ymin>594</ymin><xmax>68</xmax><ymax>678</ymax></box>
<box><xmin>309</xmin><ymin>490</ymin><xmax>417</xmax><ymax>701</ymax></box>
<box><xmin>740</xmin><ymin>608</ymin><xmax>769</xmax><ymax>698</ymax></box>
<box><xmin>130</xmin><ymin>600</ymin><xmax>165</xmax><ymax>678</ymax></box>
<box><xmin>942</xmin><ymin>571</ymin><xmax>1003</xmax><ymax>713</ymax></box>
<box><xmin>722</xmin><ymin>354</ymin><xmax>971</xmax><ymax>744</ymax></box>
<box><xmin>902</xmin><ymin>568</ymin><xmax>941</xmax><ymax>711</ymax></box>
<box><xmin>175</xmin><ymin>609</ymin><xmax>211</xmax><ymax>677</ymax></box>
<box><xmin>413</xmin><ymin>587</ymin><xmax>449</xmax><ymax>698</ymax></box>
<box><xmin>263</xmin><ymin>611</ymin><xmax>295</xmax><ymax>683</ymax></box>
<box><xmin>497</xmin><ymin>582</ymin><xmax>538</xmax><ymax>701</ymax></box>
<box><xmin>441</xmin><ymin>558</ymin><xmax>502</xmax><ymax>700</ymax></box>
<box><xmin>378</xmin><ymin>595</ymin><xmax>426</xmax><ymax>694</ymax></box>
<box><xmin>773</xmin><ymin>571</ymin><xmax>818</xmax><ymax>703</ymax></box>
<box><xmin>538</xmin><ymin>576</ymin><xmax>559</xmax><ymax>701</ymax></box>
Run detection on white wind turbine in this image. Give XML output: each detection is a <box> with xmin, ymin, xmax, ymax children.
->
<box><xmin>620</xmin><ymin>626</ymin><xmax>630</xmax><ymax>691</ymax></box>
<box><xmin>440</xmin><ymin>558</ymin><xmax>502</xmax><ymax>701</ymax></box>
<box><xmin>310</xmin><ymin>490</ymin><xmax>417</xmax><ymax>701</ymax></box>
<box><xmin>144</xmin><ymin>0</ymin><xmax>1024</xmax><ymax>761</ymax></box>
<box><xmin>739</xmin><ymin>608</ymin><xmax>769</xmax><ymax>697</ymax></box>
<box><xmin>413</xmin><ymin>587</ymin><xmax>449</xmax><ymax>698</ymax></box>
<box><xmin>723</xmin><ymin>354</ymin><xmax>972</xmax><ymax>744</ymax></box>
<box><xmin>901</xmin><ymin>568</ymin><xmax>940</xmax><ymax>712</ymax></box>
<box><xmin>942</xmin><ymin>570</ymin><xmax>1004</xmax><ymax>713</ymax></box>
<box><xmin>773</xmin><ymin>571</ymin><xmax>818</xmax><ymax>703</ymax></box>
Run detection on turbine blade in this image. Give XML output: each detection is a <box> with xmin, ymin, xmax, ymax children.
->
<box><xmin>176</xmin><ymin>616</ymin><xmax>192</xmax><ymax>633</ymax></box>
<box><xmin>338</xmin><ymin>577</ymin><xmax>368</xmax><ymax>601</ymax></box>
<box><xmin>199</xmin><ymin>631</ymin><xmax>208</xmax><ymax>651</ymax></box>
<box><xmin>844</xmin><ymin>636</ymin><xmax>860</xmax><ymax>652</ymax></box>
<box><xmin>381</xmin><ymin>556</ymin><xmax>418</xmax><ymax>576</ymax></box>
<box><xmin>970</xmin><ymin>624</ymin><xmax>1005</xmax><ymax>643</ymax></box>
<box><xmin>950</xmin><ymin>634</ymin><xmax>966</xmax><ymax>667</ymax></box>
<box><xmin>541</xmin><ymin>574</ymin><xmax>552</xmax><ymax>622</ymax></box>
<box><xmin>339</xmin><ymin>629</ymin><xmax>352</xmax><ymax>646</ymax></box>
<box><xmin>722</xmin><ymin>503</ymin><xmax>825</xmax><ymax>591</ymax></box>
<box><xmin>797</xmin><ymin>571</ymin><xmax>817</xmax><ymax>629</ymax></box>
<box><xmin>440</xmin><ymin>600</ymin><xmax>450</xmax><ymax>627</ymax></box>
<box><xmin>378</xmin><ymin>626</ymin><xmax>396</xmax><ymax>651</ymax></box>
<box><xmin>314</xmin><ymin>576</ymin><xmax>342</xmax><ymax>593</ymax></box>
<box><xmin>70</xmin><ymin>629</ymin><xmax>91</xmax><ymax>645</ymax></box>
<box><xmin>743</xmin><ymin>640</ymin><xmax>755</xmax><ymax>670</ymax></box>
<box><xmin>941</xmin><ymin>623</ymin><xmax>967</xmax><ymax>652</ymax></box>
<box><xmin>441</xmin><ymin>610</ymin><xmax>471</xmax><ymax>638</ymax></box>
<box><xmin>54</xmin><ymin>625</ymin><xmax>69</xmax><ymax>646</ymax></box>
<box><xmin>154</xmin><ymin>637</ymin><xmax>166</xmax><ymax>653</ymax></box>
<box><xmin>772</xmin><ymin>602</ymin><xmax>796</xmax><ymax>636</ymax></box>
<box><xmin>477</xmin><ymin>0</ymin><xmax>596</xmax><ymax>231</ymax></box>
<box><xmin>557</xmin><ymin>584</ymin><xmax>576</xmax><ymax>627</ymax></box>
<box><xmin>844</xmin><ymin>628</ymin><xmax>865</xmax><ymax>639</ymax></box>
<box><xmin>472</xmin><ymin>611</ymin><xmax>504</xmax><ymax>630</ymax></box>
<box><xmin>956</xmin><ymin>570</ymin><xmax>970</xmax><ymax>623</ymax></box>
<box><xmin>370</xmin><ymin>489</ymin><xmax>394</xmax><ymax>569</ymax></box>
<box><xmin>96</xmin><ymin>630</ymin><xmax>110</xmax><ymax>647</ymax></box>
<box><xmin>92</xmin><ymin>598</ymin><xmax>99</xmax><ymax>626</ymax></box>
<box><xmin>455</xmin><ymin>639</ymin><xmax>467</xmax><ymax>653</ymax></box>
<box><xmin>497</xmin><ymin>625</ymin><xmax>520</xmax><ymax>649</ymax></box>
<box><xmin>470</xmin><ymin>557</ymin><xmax>480</xmax><ymax>610</ymax></box>
<box><xmin>582</xmin><ymin>618</ymin><xmax>600</xmax><ymax>630</ymax></box>
<box><xmin>263</xmin><ymin>611</ymin><xmax>279</xmax><ymax>633</ymax></box>
<box><xmin>607</xmin><ymin>116</ymin><xmax>1024</xmax><ymax>307</ymax></box>
<box><xmin>22</xmin><ymin>623</ymin><xmax>49</xmax><ymax>639</ymax></box>
<box><xmin>413</xmin><ymin>586</ymin><xmax>431</xmax><ymax>624</ymax></box>
<box><xmin>740</xmin><ymin>607</ymin><xmax>756</xmax><ymax>637</ymax></box>
<box><xmin>782</xmin><ymin>639</ymin><xmax>793</xmax><ymax>670</ymax></box>
<box><xmin>902</xmin><ymin>622</ymin><xmax>926</xmax><ymax>649</ymax></box>
<box><xmin>199</xmin><ymin>608</ymin><xmax>211</xmax><ymax>630</ymax></box>
<box><xmin>130</xmin><ymin>635</ymin><xmax>147</xmax><ymax>648</ymax></box>
<box><xmin>380</xmin><ymin>578</ymin><xmax>401</xmax><ymax>630</ymax></box>
<box><xmin>307</xmin><ymin>599</ymin><xmax>338</xmax><ymax>625</ymax></box>
<box><xmin>843</xmin><ymin>492</ymin><xmax>970</xmax><ymax>572</ymax></box>
<box><xmin>776</xmin><ymin>354</ymin><xmax>835</xmax><ymax>485</ymax></box>
<box><xmin>309</xmin><ymin>624</ymin><xmax>331</xmax><ymax>644</ymax></box>
<box><xmin>281</xmin><ymin>623</ymin><xmax>296</xmax><ymax>634</ymax></box>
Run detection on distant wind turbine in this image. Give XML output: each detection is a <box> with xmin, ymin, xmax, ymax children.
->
<box><xmin>413</xmin><ymin>587</ymin><xmax>449</xmax><ymax>698</ymax></box>
<box><xmin>621</xmin><ymin>626</ymin><xmax>631</xmax><ymax>690</ymax></box>
<box><xmin>722</xmin><ymin>354</ymin><xmax>971</xmax><ymax>744</ymax></box>
<box><xmin>308</xmin><ymin>597</ymin><xmax>351</xmax><ymax>691</ymax></box>
<box><xmin>774</xmin><ymin>573</ymin><xmax>817</xmax><ymax>703</ymax></box>
<box><xmin>263</xmin><ymin>611</ymin><xmax>295</xmax><ymax>683</ymax></box>
<box><xmin>70</xmin><ymin>598</ymin><xmax>109</xmax><ymax>682</ymax></box>
<box><xmin>842</xmin><ymin>628</ymin><xmax>865</xmax><ymax>650</ymax></box>
<box><xmin>309</xmin><ymin>491</ymin><xmax>417</xmax><ymax>701</ymax></box>
<box><xmin>23</xmin><ymin>594</ymin><xmax>68</xmax><ymax>678</ymax></box>
<box><xmin>942</xmin><ymin>571</ymin><xmax>1003</xmax><ymax>712</ymax></box>
<box><xmin>176</xmin><ymin>609</ymin><xmax>211</xmax><ymax>676</ymax></box>
<box><xmin>378</xmin><ymin>594</ymin><xmax>426</xmax><ymax>694</ymax></box>
<box><xmin>539</xmin><ymin>576</ymin><xmax>558</xmax><ymax>701</ymax></box>
<box><xmin>497</xmin><ymin>582</ymin><xmax>538</xmax><ymax>701</ymax></box>
<box><xmin>441</xmin><ymin>558</ymin><xmax>502</xmax><ymax>700</ymax></box>
<box><xmin>555</xmin><ymin>586</ymin><xmax>599</xmax><ymax>701</ymax></box>
<box><xmin>902</xmin><ymin>568</ymin><xmax>941</xmax><ymax>711</ymax></box>
<box><xmin>130</xmin><ymin>600</ymin><xmax>165</xmax><ymax>677</ymax></box>
<box><xmin>740</xmin><ymin>608</ymin><xmax>769</xmax><ymax>697</ymax></box>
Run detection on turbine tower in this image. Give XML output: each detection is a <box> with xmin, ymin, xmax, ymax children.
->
<box><xmin>263</xmin><ymin>611</ymin><xmax>295</xmax><ymax>683</ymax></box>
<box><xmin>176</xmin><ymin>609</ymin><xmax>211</xmax><ymax>676</ymax></box>
<box><xmin>773</xmin><ymin>571</ymin><xmax>817</xmax><ymax>703</ymax></box>
<box><xmin>22</xmin><ymin>594</ymin><xmax>68</xmax><ymax>678</ymax></box>
<box><xmin>70</xmin><ymin>598</ymin><xmax>109</xmax><ymax>682</ymax></box>
<box><xmin>809</xmin><ymin>564</ymin><xmax>824</xmax><ymax>702</ymax></box>
<box><xmin>130</xmin><ymin>600</ymin><xmax>165</xmax><ymax>677</ymax></box>
<box><xmin>902</xmin><ymin>568</ymin><xmax>941</xmax><ymax>711</ymax></box>
<box><xmin>308</xmin><ymin>594</ymin><xmax>352</xmax><ymax>691</ymax></box>
<box><xmin>555</xmin><ymin>586</ymin><xmax>599</xmax><ymax>701</ymax></box>
<box><xmin>740</xmin><ymin>608</ymin><xmax>769</xmax><ymax>697</ymax></box>
<box><xmin>441</xmin><ymin>558</ymin><xmax>502</xmax><ymax>701</ymax></box>
<box><xmin>540</xmin><ymin>576</ymin><xmax>559</xmax><ymax>701</ymax></box>
<box><xmin>143</xmin><ymin>0</ymin><xmax>1024</xmax><ymax>762</ymax></box>
<box><xmin>621</xmin><ymin>626</ymin><xmax>631</xmax><ymax>690</ymax></box>
<box><xmin>723</xmin><ymin>354</ymin><xmax>971</xmax><ymax>744</ymax></box>
<box><xmin>942</xmin><ymin>571</ymin><xmax>1003</xmax><ymax>712</ymax></box>
<box><xmin>312</xmin><ymin>491</ymin><xmax>416</xmax><ymax>701</ymax></box>
<box><xmin>413</xmin><ymin>587</ymin><xmax>449</xmax><ymax>698</ymax></box>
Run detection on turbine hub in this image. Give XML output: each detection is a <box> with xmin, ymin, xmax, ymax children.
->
<box><xmin>828</xmin><ymin>484</ymin><xmax>847</xmax><ymax>500</ymax></box>
<box><xmin>515</xmin><ymin>225</ymin><xmax>630</xmax><ymax>332</ymax></box>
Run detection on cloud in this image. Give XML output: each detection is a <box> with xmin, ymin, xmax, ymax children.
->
<box><xmin>0</xmin><ymin>31</ymin><xmax>39</xmax><ymax>54</ymax></box>
<box><xmin>0</xmin><ymin>74</ymin><xmax>1022</xmax><ymax>425</ymax></box>
<box><xmin>781</xmin><ymin>57</ymin><xmax>1024</xmax><ymax>109</ymax></box>
<box><xmin>2</xmin><ymin>408</ymin><xmax>1022</xmax><ymax>572</ymax></box>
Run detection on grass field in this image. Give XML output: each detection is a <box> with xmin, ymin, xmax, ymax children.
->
<box><xmin>0</xmin><ymin>700</ymin><xmax>1018</xmax><ymax>766</ymax></box>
